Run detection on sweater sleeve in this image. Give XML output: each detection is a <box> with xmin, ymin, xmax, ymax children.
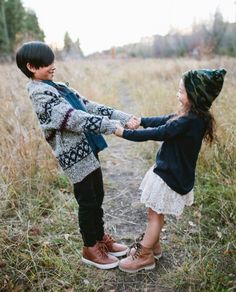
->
<box><xmin>141</xmin><ymin>114</ymin><xmax>174</xmax><ymax>128</ymax></box>
<box><xmin>31</xmin><ymin>90</ymin><xmax>117</xmax><ymax>139</ymax></box>
<box><xmin>73</xmin><ymin>91</ymin><xmax>132</xmax><ymax>127</ymax></box>
<box><xmin>123</xmin><ymin>116</ymin><xmax>190</xmax><ymax>142</ymax></box>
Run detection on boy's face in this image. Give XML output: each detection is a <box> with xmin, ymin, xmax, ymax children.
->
<box><xmin>27</xmin><ymin>63</ymin><xmax>56</xmax><ymax>81</ymax></box>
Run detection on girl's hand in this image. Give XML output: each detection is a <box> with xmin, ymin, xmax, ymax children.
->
<box><xmin>115</xmin><ymin>123</ymin><xmax>124</xmax><ymax>137</ymax></box>
<box><xmin>126</xmin><ymin>116</ymin><xmax>141</xmax><ymax>129</ymax></box>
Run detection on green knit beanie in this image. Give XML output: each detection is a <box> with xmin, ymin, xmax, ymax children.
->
<box><xmin>182</xmin><ymin>68</ymin><xmax>227</xmax><ymax>111</ymax></box>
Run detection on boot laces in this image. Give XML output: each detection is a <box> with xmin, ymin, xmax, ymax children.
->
<box><xmin>96</xmin><ymin>242</ymin><xmax>109</xmax><ymax>258</ymax></box>
<box><xmin>127</xmin><ymin>233</ymin><xmax>144</xmax><ymax>256</ymax></box>
<box><xmin>135</xmin><ymin>232</ymin><xmax>145</xmax><ymax>242</ymax></box>
<box><xmin>100</xmin><ymin>234</ymin><xmax>115</xmax><ymax>245</ymax></box>
<box><xmin>129</xmin><ymin>242</ymin><xmax>142</xmax><ymax>260</ymax></box>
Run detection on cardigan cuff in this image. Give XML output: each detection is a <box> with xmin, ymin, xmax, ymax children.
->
<box><xmin>104</xmin><ymin>119</ymin><xmax>117</xmax><ymax>134</ymax></box>
<box><xmin>140</xmin><ymin>117</ymin><xmax>145</xmax><ymax>127</ymax></box>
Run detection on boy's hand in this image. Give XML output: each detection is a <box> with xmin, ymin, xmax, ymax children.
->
<box><xmin>126</xmin><ymin>116</ymin><xmax>141</xmax><ymax>129</ymax></box>
<box><xmin>115</xmin><ymin>123</ymin><xmax>124</xmax><ymax>137</ymax></box>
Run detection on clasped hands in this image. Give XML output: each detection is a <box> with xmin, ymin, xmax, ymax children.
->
<box><xmin>115</xmin><ymin>116</ymin><xmax>140</xmax><ymax>137</ymax></box>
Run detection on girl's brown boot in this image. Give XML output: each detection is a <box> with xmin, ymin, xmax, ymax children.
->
<box><xmin>119</xmin><ymin>243</ymin><xmax>155</xmax><ymax>273</ymax></box>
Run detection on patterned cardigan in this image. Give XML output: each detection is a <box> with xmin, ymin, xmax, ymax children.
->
<box><xmin>27</xmin><ymin>80</ymin><xmax>132</xmax><ymax>183</ymax></box>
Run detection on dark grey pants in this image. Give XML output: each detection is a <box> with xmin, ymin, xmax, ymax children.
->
<box><xmin>73</xmin><ymin>167</ymin><xmax>105</xmax><ymax>247</ymax></box>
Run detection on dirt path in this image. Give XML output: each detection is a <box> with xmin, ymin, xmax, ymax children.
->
<box><xmin>99</xmin><ymin>85</ymin><xmax>176</xmax><ymax>291</ymax></box>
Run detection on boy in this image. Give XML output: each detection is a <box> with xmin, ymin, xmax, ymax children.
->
<box><xmin>16</xmin><ymin>41</ymin><xmax>137</xmax><ymax>269</ymax></box>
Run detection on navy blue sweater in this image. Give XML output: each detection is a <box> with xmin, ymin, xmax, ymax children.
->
<box><xmin>123</xmin><ymin>113</ymin><xmax>206</xmax><ymax>195</ymax></box>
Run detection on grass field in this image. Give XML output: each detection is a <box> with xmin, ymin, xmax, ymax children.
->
<box><xmin>0</xmin><ymin>57</ymin><xmax>235</xmax><ymax>291</ymax></box>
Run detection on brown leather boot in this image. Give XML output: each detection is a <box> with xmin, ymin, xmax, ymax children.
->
<box><xmin>99</xmin><ymin>233</ymin><xmax>128</xmax><ymax>257</ymax></box>
<box><xmin>119</xmin><ymin>243</ymin><xmax>155</xmax><ymax>273</ymax></box>
<box><xmin>153</xmin><ymin>241</ymin><xmax>162</xmax><ymax>260</ymax></box>
<box><xmin>82</xmin><ymin>242</ymin><xmax>119</xmax><ymax>269</ymax></box>
<box><xmin>128</xmin><ymin>233</ymin><xmax>162</xmax><ymax>260</ymax></box>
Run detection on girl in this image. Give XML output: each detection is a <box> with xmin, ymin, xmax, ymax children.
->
<box><xmin>115</xmin><ymin>68</ymin><xmax>226</xmax><ymax>273</ymax></box>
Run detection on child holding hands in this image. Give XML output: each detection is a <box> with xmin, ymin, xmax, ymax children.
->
<box><xmin>115</xmin><ymin>68</ymin><xmax>226</xmax><ymax>273</ymax></box>
<box><xmin>16</xmin><ymin>41</ymin><xmax>138</xmax><ymax>270</ymax></box>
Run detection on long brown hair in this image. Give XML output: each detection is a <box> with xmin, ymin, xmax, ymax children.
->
<box><xmin>187</xmin><ymin>94</ymin><xmax>216</xmax><ymax>145</ymax></box>
<box><xmin>172</xmin><ymin>94</ymin><xmax>216</xmax><ymax>145</ymax></box>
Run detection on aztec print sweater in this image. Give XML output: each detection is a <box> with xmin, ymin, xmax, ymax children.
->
<box><xmin>27</xmin><ymin>80</ymin><xmax>132</xmax><ymax>183</ymax></box>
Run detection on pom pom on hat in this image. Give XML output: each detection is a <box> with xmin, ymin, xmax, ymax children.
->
<box><xmin>182</xmin><ymin>68</ymin><xmax>226</xmax><ymax>110</ymax></box>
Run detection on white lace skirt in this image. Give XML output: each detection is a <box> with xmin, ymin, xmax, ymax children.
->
<box><xmin>139</xmin><ymin>165</ymin><xmax>194</xmax><ymax>217</ymax></box>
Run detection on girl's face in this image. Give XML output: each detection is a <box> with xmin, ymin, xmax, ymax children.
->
<box><xmin>176</xmin><ymin>79</ymin><xmax>190</xmax><ymax>107</ymax></box>
<box><xmin>27</xmin><ymin>62</ymin><xmax>56</xmax><ymax>80</ymax></box>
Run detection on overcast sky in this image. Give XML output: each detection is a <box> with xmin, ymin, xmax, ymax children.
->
<box><xmin>22</xmin><ymin>0</ymin><xmax>236</xmax><ymax>55</ymax></box>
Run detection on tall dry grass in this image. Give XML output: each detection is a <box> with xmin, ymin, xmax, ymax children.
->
<box><xmin>0</xmin><ymin>57</ymin><xmax>235</xmax><ymax>290</ymax></box>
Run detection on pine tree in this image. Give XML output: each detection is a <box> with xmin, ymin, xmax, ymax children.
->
<box><xmin>0</xmin><ymin>0</ymin><xmax>45</xmax><ymax>55</ymax></box>
<box><xmin>17</xmin><ymin>8</ymin><xmax>44</xmax><ymax>44</ymax></box>
<box><xmin>5</xmin><ymin>0</ymin><xmax>25</xmax><ymax>51</ymax></box>
<box><xmin>211</xmin><ymin>10</ymin><xmax>226</xmax><ymax>53</ymax></box>
<box><xmin>64</xmin><ymin>32</ymin><xmax>73</xmax><ymax>52</ymax></box>
<box><xmin>74</xmin><ymin>38</ymin><xmax>83</xmax><ymax>57</ymax></box>
<box><xmin>0</xmin><ymin>0</ymin><xmax>10</xmax><ymax>53</ymax></box>
<box><xmin>62</xmin><ymin>33</ymin><xmax>83</xmax><ymax>59</ymax></box>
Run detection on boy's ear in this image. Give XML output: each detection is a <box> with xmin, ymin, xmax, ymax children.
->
<box><xmin>26</xmin><ymin>63</ymin><xmax>37</xmax><ymax>73</ymax></box>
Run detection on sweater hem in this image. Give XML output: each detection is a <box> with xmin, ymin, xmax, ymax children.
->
<box><xmin>154</xmin><ymin>169</ymin><xmax>193</xmax><ymax>195</ymax></box>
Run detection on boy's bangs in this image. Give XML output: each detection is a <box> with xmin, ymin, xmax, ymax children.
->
<box><xmin>32</xmin><ymin>44</ymin><xmax>54</xmax><ymax>68</ymax></box>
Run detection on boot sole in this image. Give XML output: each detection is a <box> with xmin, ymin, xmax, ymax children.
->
<box><xmin>119</xmin><ymin>263</ymin><xmax>155</xmax><ymax>273</ymax></box>
<box><xmin>154</xmin><ymin>253</ymin><xmax>162</xmax><ymax>260</ymax></box>
<box><xmin>81</xmin><ymin>257</ymin><xmax>119</xmax><ymax>270</ymax></box>
<box><xmin>108</xmin><ymin>248</ymin><xmax>129</xmax><ymax>257</ymax></box>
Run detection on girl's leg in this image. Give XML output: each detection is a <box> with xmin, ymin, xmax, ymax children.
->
<box><xmin>141</xmin><ymin>208</ymin><xmax>164</xmax><ymax>250</ymax></box>
<box><xmin>118</xmin><ymin>208</ymin><xmax>163</xmax><ymax>272</ymax></box>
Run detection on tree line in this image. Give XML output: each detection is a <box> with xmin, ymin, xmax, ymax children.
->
<box><xmin>0</xmin><ymin>0</ymin><xmax>44</xmax><ymax>59</ymax></box>
<box><xmin>1</xmin><ymin>1</ymin><xmax>236</xmax><ymax>60</ymax></box>
<box><xmin>152</xmin><ymin>10</ymin><xmax>236</xmax><ymax>58</ymax></box>
<box><xmin>0</xmin><ymin>0</ymin><xmax>83</xmax><ymax>61</ymax></box>
<box><xmin>109</xmin><ymin>10</ymin><xmax>236</xmax><ymax>59</ymax></box>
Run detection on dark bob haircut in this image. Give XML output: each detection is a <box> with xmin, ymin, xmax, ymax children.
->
<box><xmin>16</xmin><ymin>41</ymin><xmax>55</xmax><ymax>78</ymax></box>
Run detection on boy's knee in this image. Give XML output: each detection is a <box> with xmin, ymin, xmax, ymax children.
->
<box><xmin>78</xmin><ymin>199</ymin><xmax>100</xmax><ymax>210</ymax></box>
